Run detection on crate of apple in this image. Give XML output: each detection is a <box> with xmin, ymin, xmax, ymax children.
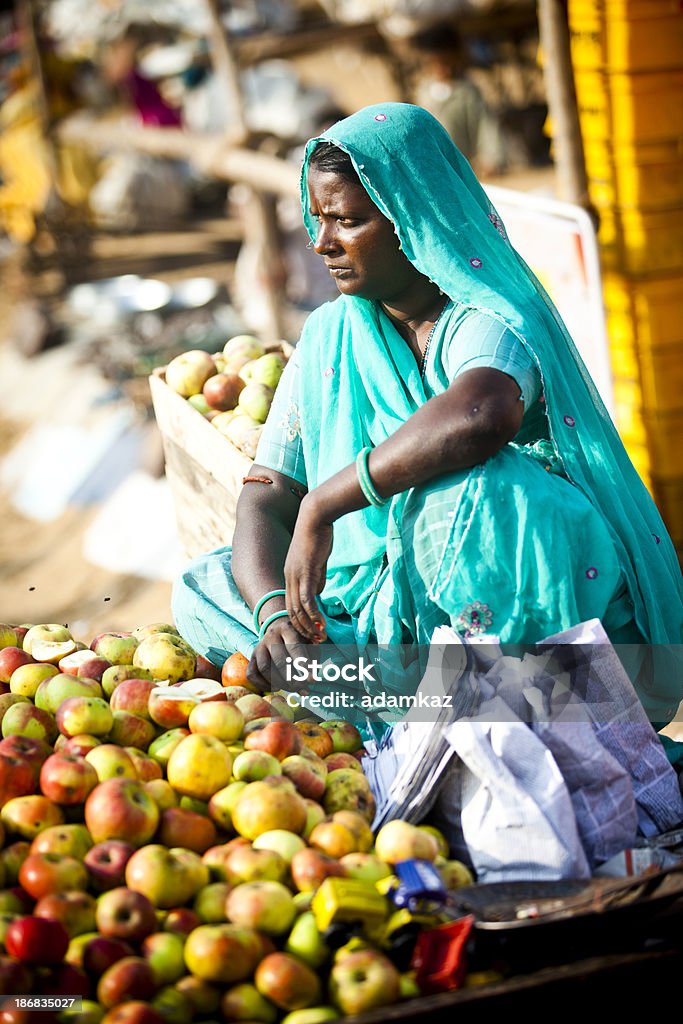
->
<box><xmin>155</xmin><ymin>334</ymin><xmax>291</xmax><ymax>461</ymax></box>
<box><xmin>0</xmin><ymin>621</ymin><xmax>475</xmax><ymax>1024</ymax></box>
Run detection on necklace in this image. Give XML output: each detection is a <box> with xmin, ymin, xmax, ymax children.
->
<box><xmin>419</xmin><ymin>298</ymin><xmax>449</xmax><ymax>379</ymax></box>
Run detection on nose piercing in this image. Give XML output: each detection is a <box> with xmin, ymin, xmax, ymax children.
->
<box><xmin>306</xmin><ymin>241</ymin><xmax>314</xmax><ymax>249</ymax></box>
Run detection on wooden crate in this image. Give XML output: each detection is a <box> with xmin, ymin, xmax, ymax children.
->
<box><xmin>149</xmin><ymin>368</ymin><xmax>252</xmax><ymax>559</ymax></box>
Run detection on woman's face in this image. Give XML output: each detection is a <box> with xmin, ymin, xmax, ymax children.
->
<box><xmin>307</xmin><ymin>168</ymin><xmax>422</xmax><ymax>301</ymax></box>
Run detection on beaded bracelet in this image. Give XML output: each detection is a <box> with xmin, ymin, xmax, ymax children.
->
<box><xmin>356</xmin><ymin>446</ymin><xmax>388</xmax><ymax>508</ymax></box>
<box><xmin>252</xmin><ymin>589</ymin><xmax>287</xmax><ymax>632</ymax></box>
<box><xmin>258</xmin><ymin>608</ymin><xmax>291</xmax><ymax>640</ymax></box>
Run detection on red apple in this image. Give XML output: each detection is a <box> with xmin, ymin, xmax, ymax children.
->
<box><xmin>324</xmin><ymin>752</ymin><xmax>363</xmax><ymax>772</ymax></box>
<box><xmin>84</xmin><ymin>840</ymin><xmax>135</xmax><ymax>891</ymax></box>
<box><xmin>162</xmin><ymin>907</ymin><xmax>201</xmax><ymax>937</ymax></box>
<box><xmin>101</xmin><ymin>1002</ymin><xmax>165</xmax><ymax>1024</ymax></box>
<box><xmin>55</xmin><ymin>697</ymin><xmax>113</xmax><ymax>739</ymax></box>
<box><xmin>110</xmin><ymin>680</ymin><xmax>156</xmax><ymax>720</ymax></box>
<box><xmin>235</xmin><ymin>694</ymin><xmax>275</xmax><ymax>723</ymax></box>
<box><xmin>62</xmin><ymin>734</ymin><xmax>101</xmax><ymax>757</ymax></box>
<box><xmin>33</xmin><ymin>890</ymin><xmax>97</xmax><ymax>937</ymax></box>
<box><xmin>18</xmin><ymin>852</ymin><xmax>88</xmax><ymax>900</ymax></box>
<box><xmin>244</xmin><ymin>721</ymin><xmax>303</xmax><ymax>761</ymax></box>
<box><xmin>0</xmin><ymin>754</ymin><xmax>38</xmax><ymax>807</ymax></box>
<box><xmin>290</xmin><ymin>848</ymin><xmax>347</xmax><ymax>892</ymax></box>
<box><xmin>281</xmin><ymin>755</ymin><xmax>327</xmax><ymax>801</ymax></box>
<box><xmin>107</xmin><ymin>712</ymin><xmax>156</xmax><ymax>750</ymax></box>
<box><xmin>97</xmin><ymin>956</ymin><xmax>157</xmax><ymax>1008</ymax></box>
<box><xmin>5</xmin><ymin>915</ymin><xmax>69</xmax><ymax>964</ymax></box>
<box><xmin>125</xmin><ymin>845</ymin><xmax>209</xmax><ymax>909</ymax></box>
<box><xmin>39</xmin><ymin>753</ymin><xmax>99</xmax><ymax>805</ymax></box>
<box><xmin>82</xmin><ymin>934</ymin><xmax>135</xmax><ymax>975</ymax></box>
<box><xmin>319</xmin><ymin>720</ymin><xmax>363</xmax><ymax>753</ymax></box>
<box><xmin>295</xmin><ymin>723</ymin><xmax>334</xmax><ymax>759</ymax></box>
<box><xmin>157</xmin><ymin>808</ymin><xmax>216</xmax><ymax>854</ymax></box>
<box><xmin>84</xmin><ymin>778</ymin><xmax>159</xmax><ymax>847</ymax></box>
<box><xmin>96</xmin><ymin>887</ymin><xmax>157</xmax><ymax>943</ymax></box>
<box><xmin>35</xmin><ymin>961</ymin><xmax>91</xmax><ymax>999</ymax></box>
<box><xmin>194</xmin><ymin>655</ymin><xmax>222</xmax><ymax>682</ymax></box>
<box><xmin>0</xmin><ymin>954</ymin><xmax>32</xmax><ymax>995</ymax></box>
<box><xmin>124</xmin><ymin>749</ymin><xmax>162</xmax><ymax>782</ymax></box>
<box><xmin>254</xmin><ymin>952</ymin><xmax>321</xmax><ymax>1011</ymax></box>
<box><xmin>1</xmin><ymin>703</ymin><xmax>57</xmax><ymax>746</ymax></box>
<box><xmin>0</xmin><ymin>649</ymin><xmax>34</xmax><ymax>684</ymax></box>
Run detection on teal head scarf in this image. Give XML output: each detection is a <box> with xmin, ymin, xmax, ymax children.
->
<box><xmin>294</xmin><ymin>103</ymin><xmax>682</xmax><ymax>660</ymax></box>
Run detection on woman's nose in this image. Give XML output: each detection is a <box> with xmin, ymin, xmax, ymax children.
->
<box><xmin>313</xmin><ymin>221</ymin><xmax>340</xmax><ymax>255</ymax></box>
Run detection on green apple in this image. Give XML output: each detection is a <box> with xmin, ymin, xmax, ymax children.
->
<box><xmin>250</xmin><ymin>353</ymin><xmax>285</xmax><ymax>389</ymax></box>
<box><xmin>226</xmin><ymin>881</ymin><xmax>296</xmax><ymax>936</ymax></box>
<box><xmin>101</xmin><ymin>664</ymin><xmax>154</xmax><ymax>699</ymax></box>
<box><xmin>207</xmin><ymin>780</ymin><xmax>247</xmax><ymax>831</ymax></box>
<box><xmin>284</xmin><ymin>911</ymin><xmax>329</xmax><ymax>969</ymax></box>
<box><xmin>193</xmin><ymin>881</ymin><xmax>230</xmax><ymax>923</ymax></box>
<box><xmin>133</xmin><ymin>633</ymin><xmax>196</xmax><ymax>683</ymax></box>
<box><xmin>22</xmin><ymin>624</ymin><xmax>73</xmax><ymax>657</ymax></box>
<box><xmin>125</xmin><ymin>844</ymin><xmax>209</xmax><ymax>908</ymax></box>
<box><xmin>56</xmin><ymin>696</ymin><xmax>113</xmax><ymax>738</ymax></box>
<box><xmin>35</xmin><ymin>674</ymin><xmax>103</xmax><ymax>714</ymax></box>
<box><xmin>9</xmin><ymin>662</ymin><xmax>59</xmax><ymax>698</ymax></box>
<box><xmin>232</xmin><ymin>750</ymin><xmax>281</xmax><ymax>783</ymax></box>
<box><xmin>339</xmin><ymin>853</ymin><xmax>392</xmax><ymax>884</ymax></box>
<box><xmin>280</xmin><ymin>1008</ymin><xmax>339</xmax><ymax>1024</ymax></box>
<box><xmin>252</xmin><ymin>829</ymin><xmax>306</xmax><ymax>866</ymax></box>
<box><xmin>85</xmin><ymin>744</ymin><xmax>137</xmax><ymax>782</ymax></box>
<box><xmin>165</xmin><ymin>350</ymin><xmax>217</xmax><ymax>398</ymax></box>
<box><xmin>147</xmin><ymin>727</ymin><xmax>190</xmax><ymax>769</ymax></box>
<box><xmin>237</xmin><ymin>383</ymin><xmax>274</xmax><ymax>424</ymax></box>
<box><xmin>90</xmin><ymin>632</ymin><xmax>139</xmax><ymax>666</ymax></box>
<box><xmin>141</xmin><ymin>930</ymin><xmax>186</xmax><ymax>984</ymax></box>
<box><xmin>221</xmin><ymin>982</ymin><xmax>278</xmax><ymax>1024</ymax></box>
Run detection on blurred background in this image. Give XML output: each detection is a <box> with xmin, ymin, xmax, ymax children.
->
<box><xmin>0</xmin><ymin>0</ymin><xmax>681</xmax><ymax>642</ymax></box>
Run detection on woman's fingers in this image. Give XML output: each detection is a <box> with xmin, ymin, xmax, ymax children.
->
<box><xmin>286</xmin><ymin>570</ymin><xmax>324</xmax><ymax>642</ymax></box>
<box><xmin>246</xmin><ymin>642</ymin><xmax>272</xmax><ymax>691</ymax></box>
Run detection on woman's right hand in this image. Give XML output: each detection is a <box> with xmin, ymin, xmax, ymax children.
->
<box><xmin>246</xmin><ymin>616</ymin><xmax>313</xmax><ymax>693</ymax></box>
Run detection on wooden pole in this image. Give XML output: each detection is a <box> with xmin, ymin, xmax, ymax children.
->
<box><xmin>537</xmin><ymin>0</ymin><xmax>590</xmax><ymax>209</ymax></box>
<box><xmin>203</xmin><ymin>0</ymin><xmax>248</xmax><ymax>143</ymax></box>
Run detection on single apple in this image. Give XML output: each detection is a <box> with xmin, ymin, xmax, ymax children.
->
<box><xmin>22</xmin><ymin>624</ymin><xmax>72</xmax><ymax>658</ymax></box>
<box><xmin>234</xmin><ymin>694</ymin><xmax>274</xmax><ymax>723</ymax></box>
<box><xmin>220</xmin><ymin>981</ymin><xmax>277</xmax><ymax>1024</ymax></box>
<box><xmin>263</xmin><ymin>693</ymin><xmax>296</xmax><ymax>722</ymax></box>
<box><xmin>6</xmin><ymin>915</ymin><xmax>69</xmax><ymax>964</ymax></box>
<box><xmin>84</xmin><ymin>779</ymin><xmax>159</xmax><ymax>847</ymax></box>
<box><xmin>96</xmin><ymin>887</ymin><xmax>157</xmax><ymax>943</ymax></box>
<box><xmin>132</xmin><ymin>623</ymin><xmax>180</xmax><ymax>641</ymax></box>
<box><xmin>295</xmin><ymin>723</ymin><xmax>333</xmax><ymax>759</ymax></box>
<box><xmin>339</xmin><ymin>853</ymin><xmax>392</xmax><ymax>884</ymax></box>
<box><xmin>31</xmin><ymin>823</ymin><xmax>93</xmax><ymax>860</ymax></box>
<box><xmin>201</xmin><ymin>837</ymin><xmax>248</xmax><ymax>880</ymax></box>
<box><xmin>140</xmin><ymin>931</ymin><xmax>186</xmax><ymax>985</ymax></box>
<box><xmin>203</xmin><ymin>372</ymin><xmax>245</xmax><ymax>412</ymax></box>
<box><xmin>252</xmin><ymin>829</ymin><xmax>306</xmax><ymax>866</ymax></box>
<box><xmin>183</xmin><ymin>923</ymin><xmax>262</xmax><ymax>985</ymax></box>
<box><xmin>133</xmin><ymin>634</ymin><xmax>196</xmax><ymax>684</ymax></box>
<box><xmin>0</xmin><ymin>626</ymin><xmax>18</xmax><ymax>651</ymax></box>
<box><xmin>319</xmin><ymin>720</ymin><xmax>363</xmax><ymax>754</ymax></box>
<box><xmin>110</xmin><ymin>680</ymin><xmax>156</xmax><ymax>720</ymax></box>
<box><xmin>166</xmin><ymin>734</ymin><xmax>232</xmax><ymax>801</ymax></box>
<box><xmin>142</xmin><ymin>779</ymin><xmax>177</xmax><ymax>812</ymax></box>
<box><xmin>147</xmin><ymin>687</ymin><xmax>197</xmax><ymax>730</ymax></box>
<box><xmin>1</xmin><ymin>702</ymin><xmax>57</xmax><ymax>745</ymax></box>
<box><xmin>328</xmin><ymin>949</ymin><xmax>401</xmax><ymax>1015</ymax></box>
<box><xmin>227</xmin><ymin>881</ymin><xmax>296</xmax><ymax>936</ymax></box>
<box><xmin>237</xmin><ymin>383</ymin><xmax>274</xmax><ymax>424</ymax></box>
<box><xmin>97</xmin><ymin>955</ymin><xmax>157</xmax><ymax>1009</ymax></box>
<box><xmin>0</xmin><ymin>841</ymin><xmax>30</xmax><ymax>885</ymax></box>
<box><xmin>192</xmin><ymin>881</ymin><xmax>230</xmax><ymax>924</ymax></box>
<box><xmin>187</xmin><ymin>698</ymin><xmax>243</xmax><ymax>743</ymax></box>
<box><xmin>374</xmin><ymin>820</ymin><xmax>439</xmax><ymax>864</ymax></box>
<box><xmin>308</xmin><ymin>821</ymin><xmax>357</xmax><ymax>859</ymax></box>
<box><xmin>157</xmin><ymin>808</ymin><xmax>216</xmax><ymax>855</ymax></box>
<box><xmin>323</xmin><ymin>769</ymin><xmax>376</xmax><ymax>823</ymax></box>
<box><xmin>331</xmin><ymin>811</ymin><xmax>374</xmax><ymax>853</ymax></box>
<box><xmin>280</xmin><ymin>1009</ymin><xmax>339</xmax><ymax>1024</ymax></box>
<box><xmin>1</xmin><ymin>795</ymin><xmax>64</xmax><ymax>840</ymax></box>
<box><xmin>223</xmin><ymin>844</ymin><xmax>287</xmax><ymax>886</ymax></box>
<box><xmin>124</xmin><ymin>748</ymin><xmax>162</xmax><ymax>782</ymax></box>
<box><xmin>244</xmin><ymin>721</ymin><xmax>302</xmax><ymax>761</ymax></box>
<box><xmin>19</xmin><ymin>851</ymin><xmax>88</xmax><ymax>900</ymax></box>
<box><xmin>58</xmin><ymin>998</ymin><xmax>107</xmax><ymax>1024</ymax></box>
<box><xmin>324</xmin><ymin>752</ymin><xmax>363</xmax><ymax>773</ymax></box>
<box><xmin>10</xmin><ymin>662</ymin><xmax>59</xmax><ymax>700</ymax></box>
<box><xmin>194</xmin><ymin>654</ymin><xmax>222</xmax><ymax>682</ymax></box>
<box><xmin>34</xmin><ymin>890</ymin><xmax>97</xmax><ymax>938</ymax></box>
<box><xmin>290</xmin><ymin>849</ymin><xmax>346</xmax><ymax>893</ymax></box>
<box><xmin>0</xmin><ymin>752</ymin><xmax>38</xmax><ymax>808</ymax></box>
<box><xmin>223</xmin><ymin>334</ymin><xmax>265</xmax><ymax>365</ymax></box>
<box><xmin>284</xmin><ymin>911</ymin><xmax>329</xmax><ymax>969</ymax></box>
<box><xmin>165</xmin><ymin>350</ymin><xmax>217</xmax><ymax>398</ymax></box>
<box><xmin>107</xmin><ymin>711</ymin><xmax>156</xmax><ymax>750</ymax></box>
<box><xmin>254</xmin><ymin>952</ymin><xmax>321</xmax><ymax>1011</ymax></box>
<box><xmin>0</xmin><ymin>648</ymin><xmax>34</xmax><ymax>684</ymax></box>
<box><xmin>90</xmin><ymin>633</ymin><xmax>139</xmax><ymax>666</ymax></box>
<box><xmin>101</xmin><ymin>1002</ymin><xmax>165</xmax><ymax>1024</ymax></box>
<box><xmin>85</xmin><ymin>744</ymin><xmax>137</xmax><ymax>782</ymax></box>
<box><xmin>62</xmin><ymin>734</ymin><xmax>102</xmax><ymax>758</ymax></box>
<box><xmin>280</xmin><ymin>755</ymin><xmax>327</xmax><ymax>801</ymax></box>
<box><xmin>435</xmin><ymin>858</ymin><xmax>474</xmax><ymax>889</ymax></box>
<box><xmin>84</xmin><ymin>840</ymin><xmax>135</xmax><ymax>891</ymax></box>
<box><xmin>231</xmin><ymin>781</ymin><xmax>307</xmax><ymax>840</ymax></box>
<box><xmin>175</xmin><ymin>975</ymin><xmax>221</xmax><ymax>1016</ymax></box>
<box><xmin>221</xmin><ymin>653</ymin><xmax>255</xmax><ymax>691</ymax></box>
<box><xmin>81</xmin><ymin>934</ymin><xmax>134</xmax><ymax>974</ymax></box>
<box><xmin>162</xmin><ymin>907</ymin><xmax>201</xmax><ymax>937</ymax></box>
<box><xmin>39</xmin><ymin>752</ymin><xmax>99</xmax><ymax>805</ymax></box>
<box><xmin>232</xmin><ymin>750</ymin><xmax>281</xmax><ymax>783</ymax></box>
<box><xmin>0</xmin><ymin>953</ymin><xmax>32</xmax><ymax>995</ymax></box>
<box><xmin>125</xmin><ymin>844</ymin><xmax>209</xmax><ymax>908</ymax></box>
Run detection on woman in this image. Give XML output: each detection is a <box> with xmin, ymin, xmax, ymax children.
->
<box><xmin>173</xmin><ymin>103</ymin><xmax>683</xmax><ymax>734</ymax></box>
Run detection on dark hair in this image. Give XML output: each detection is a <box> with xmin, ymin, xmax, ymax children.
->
<box><xmin>410</xmin><ymin>23</ymin><xmax>463</xmax><ymax>55</ymax></box>
<box><xmin>308</xmin><ymin>142</ymin><xmax>360</xmax><ymax>185</ymax></box>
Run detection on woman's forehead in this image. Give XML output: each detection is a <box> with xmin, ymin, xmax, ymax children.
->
<box><xmin>307</xmin><ymin>168</ymin><xmax>376</xmax><ymax>210</ymax></box>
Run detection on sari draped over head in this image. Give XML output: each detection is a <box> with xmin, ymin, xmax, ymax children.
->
<box><xmin>294</xmin><ymin>102</ymin><xmax>682</xmax><ymax>659</ymax></box>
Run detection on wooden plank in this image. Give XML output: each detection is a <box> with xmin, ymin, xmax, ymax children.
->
<box><xmin>162</xmin><ymin>438</ymin><xmax>239</xmax><ymax>557</ymax></box>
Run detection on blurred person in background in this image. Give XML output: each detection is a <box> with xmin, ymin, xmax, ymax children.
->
<box><xmin>409</xmin><ymin>22</ymin><xmax>506</xmax><ymax>178</ymax></box>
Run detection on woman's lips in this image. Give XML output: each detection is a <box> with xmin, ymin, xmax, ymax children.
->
<box><xmin>327</xmin><ymin>266</ymin><xmax>353</xmax><ymax>277</ymax></box>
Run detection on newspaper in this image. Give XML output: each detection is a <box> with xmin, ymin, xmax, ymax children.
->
<box><xmin>363</xmin><ymin>621</ymin><xmax>683</xmax><ymax>881</ymax></box>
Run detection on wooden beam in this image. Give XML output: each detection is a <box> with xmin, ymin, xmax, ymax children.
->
<box><xmin>537</xmin><ymin>0</ymin><xmax>590</xmax><ymax>208</ymax></box>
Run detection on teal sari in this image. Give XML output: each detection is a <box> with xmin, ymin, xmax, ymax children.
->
<box><xmin>172</xmin><ymin>103</ymin><xmax>683</xmax><ymax>727</ymax></box>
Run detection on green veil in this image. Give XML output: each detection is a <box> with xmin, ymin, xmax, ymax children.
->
<box><xmin>295</xmin><ymin>102</ymin><xmax>681</xmax><ymax>662</ymax></box>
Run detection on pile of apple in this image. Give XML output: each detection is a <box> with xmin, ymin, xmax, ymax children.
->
<box><xmin>162</xmin><ymin>335</ymin><xmax>288</xmax><ymax>460</ymax></box>
<box><xmin>0</xmin><ymin>620</ymin><xmax>474</xmax><ymax>1024</ymax></box>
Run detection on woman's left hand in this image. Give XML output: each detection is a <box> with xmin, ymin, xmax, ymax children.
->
<box><xmin>284</xmin><ymin>495</ymin><xmax>333</xmax><ymax>642</ymax></box>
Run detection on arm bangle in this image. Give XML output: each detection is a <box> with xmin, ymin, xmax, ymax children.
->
<box><xmin>356</xmin><ymin>446</ymin><xmax>388</xmax><ymax>508</ymax></box>
<box><xmin>258</xmin><ymin>608</ymin><xmax>291</xmax><ymax>640</ymax></box>
<box><xmin>252</xmin><ymin>589</ymin><xmax>287</xmax><ymax>632</ymax></box>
